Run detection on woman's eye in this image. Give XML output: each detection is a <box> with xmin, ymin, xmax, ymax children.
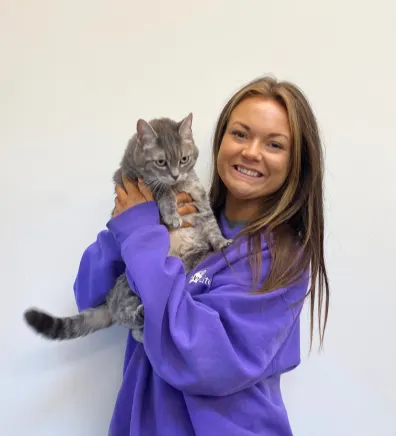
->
<box><xmin>231</xmin><ymin>130</ymin><xmax>247</xmax><ymax>139</ymax></box>
<box><xmin>180</xmin><ymin>156</ymin><xmax>190</xmax><ymax>164</ymax></box>
<box><xmin>156</xmin><ymin>160</ymin><xmax>167</xmax><ymax>167</ymax></box>
<box><xmin>269</xmin><ymin>142</ymin><xmax>282</xmax><ymax>149</ymax></box>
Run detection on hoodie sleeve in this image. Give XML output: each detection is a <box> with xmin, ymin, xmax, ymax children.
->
<box><xmin>107</xmin><ymin>202</ymin><xmax>307</xmax><ymax>396</ymax></box>
<box><xmin>73</xmin><ymin>230</ymin><xmax>125</xmax><ymax>311</ymax></box>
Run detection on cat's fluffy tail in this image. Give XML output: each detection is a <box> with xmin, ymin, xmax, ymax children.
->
<box><xmin>23</xmin><ymin>304</ymin><xmax>113</xmax><ymax>340</ymax></box>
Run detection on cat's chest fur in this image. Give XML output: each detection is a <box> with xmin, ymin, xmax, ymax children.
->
<box><xmin>168</xmin><ymin>226</ymin><xmax>202</xmax><ymax>258</ymax></box>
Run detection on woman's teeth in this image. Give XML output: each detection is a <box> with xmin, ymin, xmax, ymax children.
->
<box><xmin>235</xmin><ymin>165</ymin><xmax>262</xmax><ymax>178</ymax></box>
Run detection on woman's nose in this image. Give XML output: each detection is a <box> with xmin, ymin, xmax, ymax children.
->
<box><xmin>241</xmin><ymin>140</ymin><xmax>262</xmax><ymax>161</ymax></box>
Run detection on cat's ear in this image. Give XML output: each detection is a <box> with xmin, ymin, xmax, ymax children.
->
<box><xmin>136</xmin><ymin>119</ymin><xmax>157</xmax><ymax>144</ymax></box>
<box><xmin>178</xmin><ymin>113</ymin><xmax>193</xmax><ymax>139</ymax></box>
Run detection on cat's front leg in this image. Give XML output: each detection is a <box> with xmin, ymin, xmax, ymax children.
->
<box><xmin>193</xmin><ymin>207</ymin><xmax>233</xmax><ymax>252</ymax></box>
<box><xmin>210</xmin><ymin>234</ymin><xmax>233</xmax><ymax>252</ymax></box>
<box><xmin>205</xmin><ymin>215</ymin><xmax>233</xmax><ymax>251</ymax></box>
<box><xmin>157</xmin><ymin>188</ymin><xmax>182</xmax><ymax>229</ymax></box>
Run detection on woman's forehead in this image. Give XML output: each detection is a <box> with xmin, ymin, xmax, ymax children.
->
<box><xmin>230</xmin><ymin>97</ymin><xmax>291</xmax><ymax>139</ymax></box>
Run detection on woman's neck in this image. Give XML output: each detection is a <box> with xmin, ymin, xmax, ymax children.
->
<box><xmin>224</xmin><ymin>194</ymin><xmax>261</xmax><ymax>222</ymax></box>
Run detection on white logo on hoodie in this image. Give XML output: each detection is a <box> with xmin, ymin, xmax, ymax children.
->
<box><xmin>189</xmin><ymin>269</ymin><xmax>212</xmax><ymax>286</ymax></box>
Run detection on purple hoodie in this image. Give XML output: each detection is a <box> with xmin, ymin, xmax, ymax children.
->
<box><xmin>73</xmin><ymin>201</ymin><xmax>308</xmax><ymax>435</ymax></box>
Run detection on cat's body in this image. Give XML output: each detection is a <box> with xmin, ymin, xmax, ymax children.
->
<box><xmin>24</xmin><ymin>114</ymin><xmax>232</xmax><ymax>343</ymax></box>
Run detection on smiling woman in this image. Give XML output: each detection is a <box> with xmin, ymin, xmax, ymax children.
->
<box><xmin>216</xmin><ymin>96</ymin><xmax>292</xmax><ymax>221</ymax></box>
<box><xmin>73</xmin><ymin>75</ymin><xmax>329</xmax><ymax>435</ymax></box>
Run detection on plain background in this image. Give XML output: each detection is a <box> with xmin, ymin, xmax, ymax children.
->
<box><xmin>1</xmin><ymin>1</ymin><xmax>395</xmax><ymax>435</ymax></box>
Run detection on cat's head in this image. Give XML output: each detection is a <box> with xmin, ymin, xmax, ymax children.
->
<box><xmin>132</xmin><ymin>113</ymin><xmax>199</xmax><ymax>185</ymax></box>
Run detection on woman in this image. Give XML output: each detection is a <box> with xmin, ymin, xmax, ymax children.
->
<box><xmin>74</xmin><ymin>75</ymin><xmax>329</xmax><ymax>435</ymax></box>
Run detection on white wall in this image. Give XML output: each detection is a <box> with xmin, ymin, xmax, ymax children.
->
<box><xmin>1</xmin><ymin>1</ymin><xmax>395</xmax><ymax>435</ymax></box>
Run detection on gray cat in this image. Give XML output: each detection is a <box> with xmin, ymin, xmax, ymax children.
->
<box><xmin>24</xmin><ymin>113</ymin><xmax>232</xmax><ymax>343</ymax></box>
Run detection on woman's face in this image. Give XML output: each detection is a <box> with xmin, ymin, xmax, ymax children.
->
<box><xmin>217</xmin><ymin>96</ymin><xmax>292</xmax><ymax>218</ymax></box>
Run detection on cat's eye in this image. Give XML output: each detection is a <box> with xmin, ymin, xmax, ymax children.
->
<box><xmin>180</xmin><ymin>156</ymin><xmax>190</xmax><ymax>164</ymax></box>
<box><xmin>155</xmin><ymin>160</ymin><xmax>167</xmax><ymax>167</ymax></box>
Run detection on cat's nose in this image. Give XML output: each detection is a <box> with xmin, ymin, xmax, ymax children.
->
<box><xmin>171</xmin><ymin>172</ymin><xmax>179</xmax><ymax>180</ymax></box>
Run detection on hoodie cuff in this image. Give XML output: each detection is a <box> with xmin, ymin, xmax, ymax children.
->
<box><xmin>106</xmin><ymin>201</ymin><xmax>160</xmax><ymax>245</ymax></box>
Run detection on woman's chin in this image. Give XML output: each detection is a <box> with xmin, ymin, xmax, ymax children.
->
<box><xmin>227</xmin><ymin>187</ymin><xmax>261</xmax><ymax>203</ymax></box>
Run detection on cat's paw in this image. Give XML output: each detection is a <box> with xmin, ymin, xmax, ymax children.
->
<box><xmin>213</xmin><ymin>238</ymin><xmax>233</xmax><ymax>252</ymax></box>
<box><xmin>131</xmin><ymin>328</ymin><xmax>144</xmax><ymax>343</ymax></box>
<box><xmin>134</xmin><ymin>304</ymin><xmax>145</xmax><ymax>326</ymax></box>
<box><xmin>172</xmin><ymin>217</ymin><xmax>183</xmax><ymax>229</ymax></box>
<box><xmin>163</xmin><ymin>214</ymin><xmax>183</xmax><ymax>229</ymax></box>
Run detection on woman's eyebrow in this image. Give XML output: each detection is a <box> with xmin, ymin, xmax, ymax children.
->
<box><xmin>230</xmin><ymin>121</ymin><xmax>290</xmax><ymax>141</ymax></box>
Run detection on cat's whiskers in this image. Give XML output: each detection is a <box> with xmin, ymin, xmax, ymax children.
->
<box><xmin>147</xmin><ymin>179</ymin><xmax>165</xmax><ymax>198</ymax></box>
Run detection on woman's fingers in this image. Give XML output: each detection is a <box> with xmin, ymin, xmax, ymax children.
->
<box><xmin>180</xmin><ymin>220</ymin><xmax>193</xmax><ymax>229</ymax></box>
<box><xmin>176</xmin><ymin>191</ymin><xmax>193</xmax><ymax>205</ymax></box>
<box><xmin>121</xmin><ymin>176</ymin><xmax>136</xmax><ymax>193</ymax></box>
<box><xmin>137</xmin><ymin>179</ymin><xmax>154</xmax><ymax>201</ymax></box>
<box><xmin>178</xmin><ymin>204</ymin><xmax>197</xmax><ymax>216</ymax></box>
<box><xmin>115</xmin><ymin>183</ymin><xmax>127</xmax><ymax>200</ymax></box>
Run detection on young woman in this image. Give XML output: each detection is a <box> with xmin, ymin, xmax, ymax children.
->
<box><xmin>74</xmin><ymin>76</ymin><xmax>329</xmax><ymax>435</ymax></box>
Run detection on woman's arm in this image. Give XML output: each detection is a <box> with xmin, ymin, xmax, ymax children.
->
<box><xmin>73</xmin><ymin>230</ymin><xmax>125</xmax><ymax>311</ymax></box>
<box><xmin>107</xmin><ymin>201</ymin><xmax>308</xmax><ymax>396</ymax></box>
<box><xmin>73</xmin><ymin>184</ymin><xmax>194</xmax><ymax>312</ymax></box>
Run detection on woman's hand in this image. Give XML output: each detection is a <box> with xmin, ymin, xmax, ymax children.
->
<box><xmin>175</xmin><ymin>192</ymin><xmax>197</xmax><ymax>229</ymax></box>
<box><xmin>113</xmin><ymin>177</ymin><xmax>154</xmax><ymax>217</ymax></box>
<box><xmin>112</xmin><ymin>178</ymin><xmax>198</xmax><ymax>229</ymax></box>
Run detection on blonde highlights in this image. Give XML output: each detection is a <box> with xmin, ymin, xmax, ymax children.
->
<box><xmin>209</xmin><ymin>76</ymin><xmax>329</xmax><ymax>348</ymax></box>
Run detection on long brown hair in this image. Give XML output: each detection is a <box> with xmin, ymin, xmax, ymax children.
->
<box><xmin>209</xmin><ymin>76</ymin><xmax>329</xmax><ymax>349</ymax></box>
